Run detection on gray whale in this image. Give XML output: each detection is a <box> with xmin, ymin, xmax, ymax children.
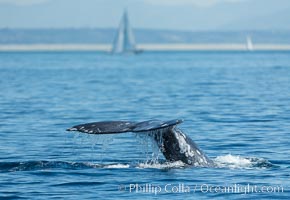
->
<box><xmin>67</xmin><ymin>119</ymin><xmax>214</xmax><ymax>167</ymax></box>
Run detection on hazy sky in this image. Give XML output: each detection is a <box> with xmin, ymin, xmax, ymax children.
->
<box><xmin>0</xmin><ymin>0</ymin><xmax>289</xmax><ymax>30</ymax></box>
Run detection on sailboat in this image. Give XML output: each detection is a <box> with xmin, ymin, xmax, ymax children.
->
<box><xmin>111</xmin><ymin>10</ymin><xmax>142</xmax><ymax>54</ymax></box>
<box><xmin>246</xmin><ymin>36</ymin><xmax>254</xmax><ymax>51</ymax></box>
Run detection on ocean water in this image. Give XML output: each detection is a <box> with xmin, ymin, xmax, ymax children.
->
<box><xmin>0</xmin><ymin>51</ymin><xmax>289</xmax><ymax>199</ymax></box>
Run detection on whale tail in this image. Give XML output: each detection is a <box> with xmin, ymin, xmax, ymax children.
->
<box><xmin>66</xmin><ymin>119</ymin><xmax>183</xmax><ymax>134</ymax></box>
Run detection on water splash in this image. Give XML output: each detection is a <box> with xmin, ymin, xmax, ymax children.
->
<box><xmin>134</xmin><ymin>131</ymin><xmax>163</xmax><ymax>164</ymax></box>
<box><xmin>72</xmin><ymin>132</ymin><xmax>114</xmax><ymax>149</ymax></box>
<box><xmin>71</xmin><ymin>132</ymin><xmax>115</xmax><ymax>162</ymax></box>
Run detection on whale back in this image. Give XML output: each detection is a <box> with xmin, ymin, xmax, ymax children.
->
<box><xmin>159</xmin><ymin>128</ymin><xmax>214</xmax><ymax>166</ymax></box>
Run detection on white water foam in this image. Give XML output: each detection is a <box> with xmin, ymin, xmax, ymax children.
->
<box><xmin>80</xmin><ymin>161</ymin><xmax>185</xmax><ymax>169</ymax></box>
<box><xmin>214</xmin><ymin>154</ymin><xmax>272</xmax><ymax>169</ymax></box>
<box><xmin>137</xmin><ymin>160</ymin><xmax>185</xmax><ymax>169</ymax></box>
<box><xmin>103</xmin><ymin>164</ymin><xmax>130</xmax><ymax>169</ymax></box>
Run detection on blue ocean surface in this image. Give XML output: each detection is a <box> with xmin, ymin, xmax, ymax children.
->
<box><xmin>0</xmin><ymin>51</ymin><xmax>289</xmax><ymax>199</ymax></box>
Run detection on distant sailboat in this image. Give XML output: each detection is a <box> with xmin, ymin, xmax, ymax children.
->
<box><xmin>111</xmin><ymin>10</ymin><xmax>141</xmax><ymax>54</ymax></box>
<box><xmin>246</xmin><ymin>36</ymin><xmax>254</xmax><ymax>51</ymax></box>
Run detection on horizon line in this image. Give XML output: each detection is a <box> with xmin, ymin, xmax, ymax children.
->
<box><xmin>1</xmin><ymin>27</ymin><xmax>290</xmax><ymax>32</ymax></box>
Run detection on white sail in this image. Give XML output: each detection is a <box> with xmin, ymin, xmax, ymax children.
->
<box><xmin>246</xmin><ymin>36</ymin><xmax>254</xmax><ymax>51</ymax></box>
<box><xmin>112</xmin><ymin>10</ymin><xmax>139</xmax><ymax>54</ymax></box>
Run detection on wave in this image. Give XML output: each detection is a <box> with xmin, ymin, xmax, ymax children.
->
<box><xmin>0</xmin><ymin>160</ymin><xmax>186</xmax><ymax>172</ymax></box>
<box><xmin>0</xmin><ymin>155</ymin><xmax>274</xmax><ymax>172</ymax></box>
<box><xmin>0</xmin><ymin>161</ymin><xmax>102</xmax><ymax>172</ymax></box>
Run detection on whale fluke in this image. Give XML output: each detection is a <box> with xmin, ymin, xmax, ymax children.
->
<box><xmin>66</xmin><ymin>119</ymin><xmax>183</xmax><ymax>134</ymax></box>
<box><xmin>66</xmin><ymin>121</ymin><xmax>135</xmax><ymax>134</ymax></box>
<box><xmin>67</xmin><ymin>119</ymin><xmax>214</xmax><ymax>167</ymax></box>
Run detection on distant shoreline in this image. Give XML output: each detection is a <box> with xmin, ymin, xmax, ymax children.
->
<box><xmin>1</xmin><ymin>44</ymin><xmax>290</xmax><ymax>52</ymax></box>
